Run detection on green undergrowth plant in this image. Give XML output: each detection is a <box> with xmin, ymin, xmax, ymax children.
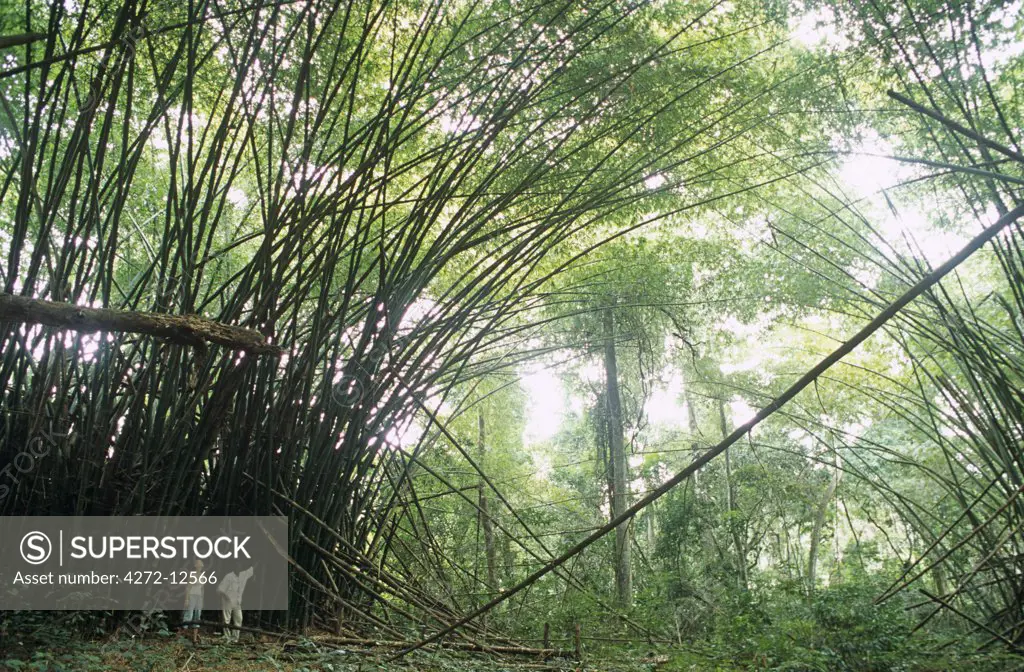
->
<box><xmin>694</xmin><ymin>580</ymin><xmax>1019</xmax><ymax>672</ymax></box>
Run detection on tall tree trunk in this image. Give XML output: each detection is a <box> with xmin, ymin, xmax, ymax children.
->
<box><xmin>808</xmin><ymin>449</ymin><xmax>841</xmax><ymax>593</ymax></box>
<box><xmin>595</xmin><ymin>391</ymin><xmax>613</xmax><ymax>501</ymax></box>
<box><xmin>646</xmin><ymin>511</ymin><xmax>656</xmax><ymax>549</ymax></box>
<box><xmin>477</xmin><ymin>411</ymin><xmax>497</xmax><ymax>590</ymax></box>
<box><xmin>684</xmin><ymin>387</ymin><xmax>700</xmax><ymax>487</ymax></box>
<box><xmin>477</xmin><ymin>412</ymin><xmax>497</xmax><ymax>623</ymax></box>
<box><xmin>603</xmin><ymin>308</ymin><xmax>631</xmax><ymax>608</ymax></box>
<box><xmin>718</xmin><ymin>399</ymin><xmax>747</xmax><ymax>590</ymax></box>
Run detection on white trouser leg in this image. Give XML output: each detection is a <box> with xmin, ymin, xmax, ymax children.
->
<box><xmin>231</xmin><ymin>608</ymin><xmax>243</xmax><ymax>641</ymax></box>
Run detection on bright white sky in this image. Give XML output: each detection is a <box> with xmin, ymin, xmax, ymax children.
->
<box><xmin>788</xmin><ymin>7</ymin><xmax>851</xmax><ymax>52</ymax></box>
<box><xmin>521</xmin><ymin>362</ymin><xmax>695</xmax><ymax>448</ymax></box>
<box><xmin>837</xmin><ymin>130</ymin><xmax>980</xmax><ymax>265</ymax></box>
<box><xmin>521</xmin><ymin>366</ymin><xmax>565</xmax><ymax>444</ymax></box>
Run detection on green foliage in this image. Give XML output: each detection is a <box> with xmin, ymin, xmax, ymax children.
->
<box><xmin>693</xmin><ymin>580</ymin><xmax>1013</xmax><ymax>672</ymax></box>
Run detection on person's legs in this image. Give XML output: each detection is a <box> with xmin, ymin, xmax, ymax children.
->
<box><xmin>220</xmin><ymin>602</ymin><xmax>241</xmax><ymax>641</ymax></box>
<box><xmin>183</xmin><ymin>611</ymin><xmax>198</xmax><ymax>644</ymax></box>
<box><xmin>182</xmin><ymin>605</ymin><xmax>201</xmax><ymax>641</ymax></box>
<box><xmin>184</xmin><ymin>594</ymin><xmax>203</xmax><ymax>643</ymax></box>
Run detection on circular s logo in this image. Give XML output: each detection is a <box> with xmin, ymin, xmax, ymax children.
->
<box><xmin>331</xmin><ymin>374</ymin><xmax>365</xmax><ymax>408</ymax></box>
<box><xmin>20</xmin><ymin>531</ymin><xmax>52</xmax><ymax>565</ymax></box>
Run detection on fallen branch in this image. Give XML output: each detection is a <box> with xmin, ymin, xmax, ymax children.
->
<box><xmin>0</xmin><ymin>294</ymin><xmax>282</xmax><ymax>355</ymax></box>
<box><xmin>315</xmin><ymin>636</ymin><xmax>571</xmax><ymax>658</ymax></box>
<box><xmin>191</xmin><ymin>621</ymin><xmax>569</xmax><ymax>658</ymax></box>
<box><xmin>0</xmin><ymin>33</ymin><xmax>47</xmax><ymax>50</ymax></box>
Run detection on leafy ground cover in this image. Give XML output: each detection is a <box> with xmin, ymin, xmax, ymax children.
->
<box><xmin>1</xmin><ymin>627</ymin><xmax>1021</xmax><ymax>672</ymax></box>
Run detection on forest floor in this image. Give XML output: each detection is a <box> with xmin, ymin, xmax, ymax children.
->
<box><xmin>0</xmin><ymin>630</ymin><xmax>715</xmax><ymax>672</ymax></box>
<box><xmin>4</xmin><ymin>624</ymin><xmax>1023</xmax><ymax>672</ymax></box>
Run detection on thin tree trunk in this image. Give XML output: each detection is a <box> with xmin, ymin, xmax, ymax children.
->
<box><xmin>718</xmin><ymin>399</ymin><xmax>747</xmax><ymax>590</ymax></box>
<box><xmin>808</xmin><ymin>449</ymin><xmax>841</xmax><ymax>593</ymax></box>
<box><xmin>476</xmin><ymin>412</ymin><xmax>497</xmax><ymax>630</ymax></box>
<box><xmin>646</xmin><ymin>511</ymin><xmax>655</xmax><ymax>550</ymax></box>
<box><xmin>684</xmin><ymin>387</ymin><xmax>700</xmax><ymax>487</ymax></box>
<box><xmin>603</xmin><ymin>308</ymin><xmax>631</xmax><ymax>608</ymax></box>
<box><xmin>478</xmin><ymin>412</ymin><xmax>497</xmax><ymax>593</ymax></box>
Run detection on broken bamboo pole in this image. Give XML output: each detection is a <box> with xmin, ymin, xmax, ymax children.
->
<box><xmin>0</xmin><ymin>294</ymin><xmax>282</xmax><ymax>355</ymax></box>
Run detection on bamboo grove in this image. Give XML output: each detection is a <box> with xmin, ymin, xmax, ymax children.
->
<box><xmin>1</xmin><ymin>0</ymin><xmax>1024</xmax><ymax>658</ymax></box>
